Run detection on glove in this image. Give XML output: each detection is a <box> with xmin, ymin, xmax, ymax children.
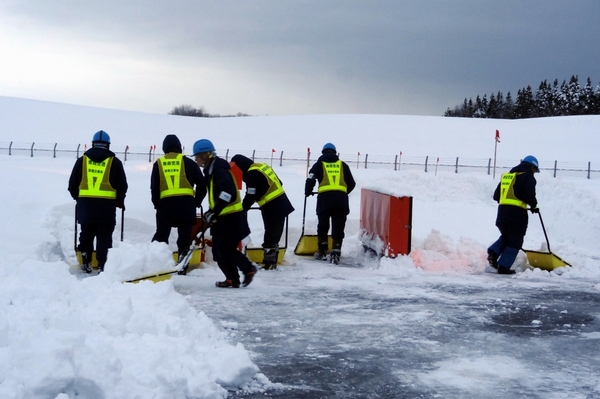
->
<box><xmin>305</xmin><ymin>191</ymin><xmax>315</xmax><ymax>197</ymax></box>
<box><xmin>116</xmin><ymin>201</ymin><xmax>126</xmax><ymax>211</ymax></box>
<box><xmin>530</xmin><ymin>206</ymin><xmax>539</xmax><ymax>214</ymax></box>
<box><xmin>203</xmin><ymin>210</ymin><xmax>217</xmax><ymax>225</ymax></box>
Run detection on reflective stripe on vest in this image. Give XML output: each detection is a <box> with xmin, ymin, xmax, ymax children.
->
<box><xmin>318</xmin><ymin>160</ymin><xmax>348</xmax><ymax>193</ymax></box>
<box><xmin>158</xmin><ymin>153</ymin><xmax>194</xmax><ymax>199</ymax></box>
<box><xmin>248</xmin><ymin>163</ymin><xmax>285</xmax><ymax>206</ymax></box>
<box><xmin>499</xmin><ymin>172</ymin><xmax>528</xmax><ymax>209</ymax></box>
<box><xmin>79</xmin><ymin>155</ymin><xmax>117</xmax><ymax>199</ymax></box>
<box><xmin>209</xmin><ymin>171</ymin><xmax>243</xmax><ymax>216</ymax></box>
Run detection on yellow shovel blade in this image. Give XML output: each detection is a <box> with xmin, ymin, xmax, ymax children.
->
<box><xmin>524</xmin><ymin>249</ymin><xmax>570</xmax><ymax>271</ymax></box>
<box><xmin>245</xmin><ymin>248</ymin><xmax>286</xmax><ymax>264</ymax></box>
<box><xmin>124</xmin><ymin>270</ymin><xmax>176</xmax><ymax>284</ymax></box>
<box><xmin>294</xmin><ymin>236</ymin><xmax>332</xmax><ymax>256</ymax></box>
<box><xmin>171</xmin><ymin>248</ymin><xmax>203</xmax><ymax>267</ymax></box>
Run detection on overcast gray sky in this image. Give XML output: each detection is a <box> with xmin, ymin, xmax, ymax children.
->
<box><xmin>1</xmin><ymin>1</ymin><xmax>599</xmax><ymax>116</ymax></box>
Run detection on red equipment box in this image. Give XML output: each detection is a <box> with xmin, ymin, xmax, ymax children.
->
<box><xmin>360</xmin><ymin>188</ymin><xmax>412</xmax><ymax>257</ymax></box>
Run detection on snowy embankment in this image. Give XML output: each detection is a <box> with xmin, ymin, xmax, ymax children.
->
<box><xmin>0</xmin><ymin>260</ymin><xmax>264</xmax><ymax>398</ymax></box>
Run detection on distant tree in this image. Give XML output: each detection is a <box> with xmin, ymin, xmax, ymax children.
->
<box><xmin>169</xmin><ymin>105</ymin><xmax>210</xmax><ymax>117</ymax></box>
<box><xmin>580</xmin><ymin>77</ymin><xmax>598</xmax><ymax>114</ymax></box>
<box><xmin>503</xmin><ymin>91</ymin><xmax>515</xmax><ymax>119</ymax></box>
<box><xmin>550</xmin><ymin>79</ymin><xmax>565</xmax><ymax>116</ymax></box>
<box><xmin>495</xmin><ymin>91</ymin><xmax>505</xmax><ymax>118</ymax></box>
<box><xmin>487</xmin><ymin>93</ymin><xmax>498</xmax><ymax>118</ymax></box>
<box><xmin>473</xmin><ymin>95</ymin><xmax>484</xmax><ymax>118</ymax></box>
<box><xmin>514</xmin><ymin>86</ymin><xmax>535</xmax><ymax>119</ymax></box>
<box><xmin>535</xmin><ymin>80</ymin><xmax>551</xmax><ymax>117</ymax></box>
<box><xmin>169</xmin><ymin>105</ymin><xmax>252</xmax><ymax>118</ymax></box>
<box><xmin>563</xmin><ymin>75</ymin><xmax>582</xmax><ymax>115</ymax></box>
<box><xmin>443</xmin><ymin>76</ymin><xmax>600</xmax><ymax>119</ymax></box>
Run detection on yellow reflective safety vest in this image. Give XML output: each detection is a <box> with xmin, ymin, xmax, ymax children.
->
<box><xmin>248</xmin><ymin>163</ymin><xmax>285</xmax><ymax>207</ymax></box>
<box><xmin>318</xmin><ymin>160</ymin><xmax>348</xmax><ymax>193</ymax></box>
<box><xmin>499</xmin><ymin>172</ymin><xmax>528</xmax><ymax>209</ymax></box>
<box><xmin>79</xmin><ymin>155</ymin><xmax>117</xmax><ymax>199</ymax></box>
<box><xmin>157</xmin><ymin>153</ymin><xmax>194</xmax><ymax>199</ymax></box>
<box><xmin>209</xmin><ymin>171</ymin><xmax>243</xmax><ymax>216</ymax></box>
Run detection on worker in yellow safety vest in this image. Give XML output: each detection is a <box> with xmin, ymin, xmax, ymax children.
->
<box><xmin>193</xmin><ymin>139</ymin><xmax>257</xmax><ymax>288</ymax></box>
<box><xmin>488</xmin><ymin>155</ymin><xmax>539</xmax><ymax>274</ymax></box>
<box><xmin>305</xmin><ymin>142</ymin><xmax>356</xmax><ymax>264</ymax></box>
<box><xmin>231</xmin><ymin>154</ymin><xmax>295</xmax><ymax>270</ymax></box>
<box><xmin>68</xmin><ymin>130</ymin><xmax>128</xmax><ymax>273</ymax></box>
<box><xmin>151</xmin><ymin>135</ymin><xmax>206</xmax><ymax>260</ymax></box>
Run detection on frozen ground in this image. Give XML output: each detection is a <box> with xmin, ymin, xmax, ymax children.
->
<box><xmin>173</xmin><ymin>246</ymin><xmax>600</xmax><ymax>398</ymax></box>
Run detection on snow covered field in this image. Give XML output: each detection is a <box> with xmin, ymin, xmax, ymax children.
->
<box><xmin>0</xmin><ymin>96</ymin><xmax>599</xmax><ymax>398</ymax></box>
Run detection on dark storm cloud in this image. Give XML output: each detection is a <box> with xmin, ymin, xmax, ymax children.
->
<box><xmin>4</xmin><ymin>0</ymin><xmax>600</xmax><ymax>115</ymax></box>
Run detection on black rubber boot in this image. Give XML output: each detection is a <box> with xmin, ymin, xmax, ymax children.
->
<box><xmin>262</xmin><ymin>248</ymin><xmax>278</xmax><ymax>270</ymax></box>
<box><xmin>243</xmin><ymin>265</ymin><xmax>258</xmax><ymax>287</ymax></box>
<box><xmin>487</xmin><ymin>249</ymin><xmax>499</xmax><ymax>270</ymax></box>
<box><xmin>215</xmin><ymin>279</ymin><xmax>241</xmax><ymax>288</ymax></box>
<box><xmin>314</xmin><ymin>236</ymin><xmax>329</xmax><ymax>261</ymax></box>
<box><xmin>81</xmin><ymin>252</ymin><xmax>92</xmax><ymax>274</ymax></box>
<box><xmin>330</xmin><ymin>239</ymin><xmax>343</xmax><ymax>264</ymax></box>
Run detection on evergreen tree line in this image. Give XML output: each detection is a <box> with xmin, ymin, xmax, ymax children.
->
<box><xmin>169</xmin><ymin>104</ymin><xmax>250</xmax><ymax>118</ymax></box>
<box><xmin>444</xmin><ymin>76</ymin><xmax>600</xmax><ymax>119</ymax></box>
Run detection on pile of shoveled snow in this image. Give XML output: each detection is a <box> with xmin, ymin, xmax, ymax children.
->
<box><xmin>0</xmin><ymin>256</ymin><xmax>270</xmax><ymax>398</ymax></box>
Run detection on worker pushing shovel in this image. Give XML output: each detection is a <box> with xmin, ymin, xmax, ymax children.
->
<box><xmin>487</xmin><ymin>155</ymin><xmax>540</xmax><ymax>275</ymax></box>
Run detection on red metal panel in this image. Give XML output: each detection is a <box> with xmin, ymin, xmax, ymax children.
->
<box><xmin>360</xmin><ymin>188</ymin><xmax>412</xmax><ymax>257</ymax></box>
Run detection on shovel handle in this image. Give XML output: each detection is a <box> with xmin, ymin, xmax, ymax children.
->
<box><xmin>120</xmin><ymin>207</ymin><xmax>125</xmax><ymax>242</ymax></box>
<box><xmin>299</xmin><ymin>193</ymin><xmax>317</xmax><ymax>236</ymax></box>
<box><xmin>537</xmin><ymin>211</ymin><xmax>552</xmax><ymax>253</ymax></box>
<box><xmin>300</xmin><ymin>195</ymin><xmax>307</xmax><ymax>236</ymax></box>
<box><xmin>74</xmin><ymin>203</ymin><xmax>78</xmax><ymax>253</ymax></box>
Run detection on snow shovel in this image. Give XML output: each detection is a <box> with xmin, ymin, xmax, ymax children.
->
<box><xmin>294</xmin><ymin>194</ymin><xmax>331</xmax><ymax>256</ymax></box>
<box><xmin>522</xmin><ymin>211</ymin><xmax>571</xmax><ymax>271</ymax></box>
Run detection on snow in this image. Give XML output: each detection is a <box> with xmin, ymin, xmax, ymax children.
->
<box><xmin>0</xmin><ymin>95</ymin><xmax>600</xmax><ymax>398</ymax></box>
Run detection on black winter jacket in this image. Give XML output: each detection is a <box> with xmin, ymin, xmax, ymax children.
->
<box><xmin>231</xmin><ymin>154</ymin><xmax>295</xmax><ymax>220</ymax></box>
<box><xmin>68</xmin><ymin>147</ymin><xmax>128</xmax><ymax>225</ymax></box>
<box><xmin>150</xmin><ymin>135</ymin><xmax>206</xmax><ymax>224</ymax></box>
<box><xmin>493</xmin><ymin>162</ymin><xmax>538</xmax><ymax>234</ymax></box>
<box><xmin>205</xmin><ymin>156</ymin><xmax>250</xmax><ymax>242</ymax></box>
<box><xmin>305</xmin><ymin>152</ymin><xmax>356</xmax><ymax>215</ymax></box>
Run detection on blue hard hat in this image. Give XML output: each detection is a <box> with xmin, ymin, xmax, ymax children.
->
<box><xmin>522</xmin><ymin>155</ymin><xmax>539</xmax><ymax>173</ymax></box>
<box><xmin>92</xmin><ymin>130</ymin><xmax>110</xmax><ymax>144</ymax></box>
<box><xmin>193</xmin><ymin>139</ymin><xmax>215</xmax><ymax>155</ymax></box>
<box><xmin>322</xmin><ymin>142</ymin><xmax>336</xmax><ymax>153</ymax></box>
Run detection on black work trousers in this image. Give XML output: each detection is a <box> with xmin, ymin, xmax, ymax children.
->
<box><xmin>152</xmin><ymin>214</ymin><xmax>193</xmax><ymax>256</ymax></box>
<box><xmin>261</xmin><ymin>213</ymin><xmax>286</xmax><ymax>249</ymax></box>
<box><xmin>79</xmin><ymin>222</ymin><xmax>115</xmax><ymax>265</ymax></box>
<box><xmin>317</xmin><ymin>208</ymin><xmax>348</xmax><ymax>241</ymax></box>
<box><xmin>211</xmin><ymin>220</ymin><xmax>254</xmax><ymax>282</ymax></box>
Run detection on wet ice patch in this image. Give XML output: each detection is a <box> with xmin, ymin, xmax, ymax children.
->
<box><xmin>416</xmin><ymin>355</ymin><xmax>526</xmax><ymax>391</ymax></box>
